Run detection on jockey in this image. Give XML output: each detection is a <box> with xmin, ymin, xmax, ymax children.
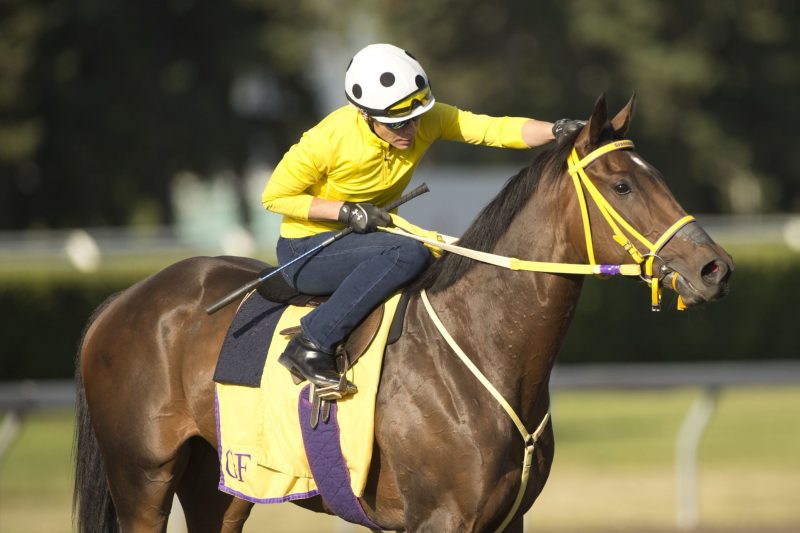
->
<box><xmin>262</xmin><ymin>43</ymin><xmax>582</xmax><ymax>396</ymax></box>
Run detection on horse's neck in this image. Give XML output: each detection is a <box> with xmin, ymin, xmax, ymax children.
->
<box><xmin>430</xmin><ymin>193</ymin><xmax>583</xmax><ymax>424</ymax></box>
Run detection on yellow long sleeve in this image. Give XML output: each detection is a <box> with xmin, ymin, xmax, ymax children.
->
<box><xmin>262</xmin><ymin>103</ymin><xmax>529</xmax><ymax>238</ymax></box>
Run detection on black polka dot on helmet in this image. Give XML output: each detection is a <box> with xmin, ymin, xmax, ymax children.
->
<box><xmin>344</xmin><ymin>43</ymin><xmax>436</xmax><ymax>125</ymax></box>
<box><xmin>380</xmin><ymin>72</ymin><xmax>396</xmax><ymax>87</ymax></box>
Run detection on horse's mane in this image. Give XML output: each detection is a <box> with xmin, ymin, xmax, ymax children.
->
<box><xmin>411</xmin><ymin>131</ymin><xmax>579</xmax><ymax>294</ymax></box>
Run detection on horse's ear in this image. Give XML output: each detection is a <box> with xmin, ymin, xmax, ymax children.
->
<box><xmin>576</xmin><ymin>93</ymin><xmax>608</xmax><ymax>147</ymax></box>
<box><xmin>611</xmin><ymin>92</ymin><xmax>637</xmax><ymax>137</ymax></box>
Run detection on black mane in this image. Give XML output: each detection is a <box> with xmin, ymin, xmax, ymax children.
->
<box><xmin>411</xmin><ymin>135</ymin><xmax>578</xmax><ymax>293</ymax></box>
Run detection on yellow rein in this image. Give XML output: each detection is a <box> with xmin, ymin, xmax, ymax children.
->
<box><xmin>567</xmin><ymin>140</ymin><xmax>695</xmax><ymax>311</ymax></box>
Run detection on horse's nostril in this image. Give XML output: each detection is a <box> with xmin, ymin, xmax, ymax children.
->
<box><xmin>701</xmin><ymin>260</ymin><xmax>729</xmax><ymax>284</ymax></box>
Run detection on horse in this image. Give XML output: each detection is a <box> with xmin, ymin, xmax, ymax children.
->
<box><xmin>74</xmin><ymin>94</ymin><xmax>733</xmax><ymax>532</ymax></box>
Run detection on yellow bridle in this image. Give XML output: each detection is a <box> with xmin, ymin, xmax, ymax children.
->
<box><xmin>567</xmin><ymin>140</ymin><xmax>695</xmax><ymax>310</ymax></box>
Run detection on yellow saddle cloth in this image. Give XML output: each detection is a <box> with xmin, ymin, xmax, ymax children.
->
<box><xmin>215</xmin><ymin>292</ymin><xmax>401</xmax><ymax>502</ymax></box>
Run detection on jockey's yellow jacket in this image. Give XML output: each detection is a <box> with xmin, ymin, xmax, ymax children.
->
<box><xmin>262</xmin><ymin>102</ymin><xmax>529</xmax><ymax>238</ymax></box>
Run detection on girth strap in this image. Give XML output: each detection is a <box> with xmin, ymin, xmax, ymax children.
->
<box><xmin>420</xmin><ymin>289</ymin><xmax>551</xmax><ymax>532</ymax></box>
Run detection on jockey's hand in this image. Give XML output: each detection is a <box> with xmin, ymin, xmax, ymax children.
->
<box><xmin>552</xmin><ymin>118</ymin><xmax>586</xmax><ymax>141</ymax></box>
<box><xmin>338</xmin><ymin>202</ymin><xmax>391</xmax><ymax>233</ymax></box>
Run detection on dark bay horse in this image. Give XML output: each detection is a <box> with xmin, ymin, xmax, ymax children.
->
<box><xmin>74</xmin><ymin>95</ymin><xmax>732</xmax><ymax>532</ymax></box>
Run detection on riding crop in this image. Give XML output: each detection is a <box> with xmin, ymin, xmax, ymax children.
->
<box><xmin>205</xmin><ymin>182</ymin><xmax>430</xmax><ymax>315</ymax></box>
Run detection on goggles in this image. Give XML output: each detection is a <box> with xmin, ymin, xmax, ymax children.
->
<box><xmin>382</xmin><ymin>85</ymin><xmax>432</xmax><ymax>117</ymax></box>
<box><xmin>385</xmin><ymin>117</ymin><xmax>419</xmax><ymax>130</ymax></box>
<box><xmin>353</xmin><ymin>85</ymin><xmax>432</xmax><ymax>120</ymax></box>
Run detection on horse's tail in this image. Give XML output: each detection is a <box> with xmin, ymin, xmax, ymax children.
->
<box><xmin>73</xmin><ymin>294</ymin><xmax>120</xmax><ymax>533</ymax></box>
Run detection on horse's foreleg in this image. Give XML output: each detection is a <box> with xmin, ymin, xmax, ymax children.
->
<box><xmin>177</xmin><ymin>437</ymin><xmax>254</xmax><ymax>533</ymax></box>
<box><xmin>404</xmin><ymin>509</ymin><xmax>470</xmax><ymax>533</ymax></box>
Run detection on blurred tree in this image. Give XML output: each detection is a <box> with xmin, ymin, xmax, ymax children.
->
<box><xmin>377</xmin><ymin>0</ymin><xmax>800</xmax><ymax>213</ymax></box>
<box><xmin>1</xmin><ymin>0</ymin><xmax>797</xmax><ymax>230</ymax></box>
<box><xmin>562</xmin><ymin>0</ymin><xmax>800</xmax><ymax>213</ymax></box>
<box><xmin>0</xmin><ymin>0</ymin><xmax>320</xmax><ymax>229</ymax></box>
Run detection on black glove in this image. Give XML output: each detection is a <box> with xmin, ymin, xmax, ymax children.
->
<box><xmin>338</xmin><ymin>202</ymin><xmax>390</xmax><ymax>233</ymax></box>
<box><xmin>552</xmin><ymin>118</ymin><xmax>586</xmax><ymax>141</ymax></box>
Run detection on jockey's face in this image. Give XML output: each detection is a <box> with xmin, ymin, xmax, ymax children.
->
<box><xmin>372</xmin><ymin>117</ymin><xmax>420</xmax><ymax>150</ymax></box>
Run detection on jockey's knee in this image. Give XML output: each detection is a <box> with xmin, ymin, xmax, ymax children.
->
<box><xmin>394</xmin><ymin>240</ymin><xmax>431</xmax><ymax>277</ymax></box>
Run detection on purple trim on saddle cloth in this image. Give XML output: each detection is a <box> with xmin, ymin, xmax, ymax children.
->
<box><xmin>214</xmin><ymin>388</ymin><xmax>320</xmax><ymax>504</ymax></box>
<box><xmin>298</xmin><ymin>385</ymin><xmax>382</xmax><ymax>530</ymax></box>
<box><xmin>215</xmin><ymin>389</ymin><xmax>224</xmax><ymax>488</ymax></box>
<box><xmin>599</xmin><ymin>264</ymin><xmax>621</xmax><ymax>276</ymax></box>
<box><xmin>218</xmin><ymin>483</ymin><xmax>320</xmax><ymax>505</ymax></box>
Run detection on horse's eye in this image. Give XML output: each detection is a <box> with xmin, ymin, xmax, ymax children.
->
<box><xmin>613</xmin><ymin>182</ymin><xmax>632</xmax><ymax>195</ymax></box>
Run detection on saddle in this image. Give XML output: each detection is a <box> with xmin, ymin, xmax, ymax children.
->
<box><xmin>252</xmin><ymin>265</ymin><xmax>411</xmax><ymax>426</ymax></box>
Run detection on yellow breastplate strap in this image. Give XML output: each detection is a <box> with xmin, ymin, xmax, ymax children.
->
<box><xmin>420</xmin><ymin>289</ymin><xmax>551</xmax><ymax>532</ymax></box>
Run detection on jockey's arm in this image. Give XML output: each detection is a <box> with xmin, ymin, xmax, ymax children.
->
<box><xmin>308</xmin><ymin>198</ymin><xmax>345</xmax><ymax>222</ymax></box>
<box><xmin>521</xmin><ymin>119</ymin><xmax>556</xmax><ymax>148</ymax></box>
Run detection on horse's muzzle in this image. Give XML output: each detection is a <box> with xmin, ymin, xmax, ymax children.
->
<box><xmin>666</xmin><ymin>255</ymin><xmax>733</xmax><ymax>307</ymax></box>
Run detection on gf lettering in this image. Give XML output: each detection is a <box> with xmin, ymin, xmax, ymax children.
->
<box><xmin>225</xmin><ymin>450</ymin><xmax>251</xmax><ymax>482</ymax></box>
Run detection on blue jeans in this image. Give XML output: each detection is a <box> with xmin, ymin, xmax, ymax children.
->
<box><xmin>277</xmin><ymin>231</ymin><xmax>431</xmax><ymax>352</ymax></box>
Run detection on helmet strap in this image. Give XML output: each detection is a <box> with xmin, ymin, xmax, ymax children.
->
<box><xmin>359</xmin><ymin>109</ymin><xmax>379</xmax><ymax>135</ymax></box>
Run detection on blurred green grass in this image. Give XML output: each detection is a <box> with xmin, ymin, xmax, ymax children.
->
<box><xmin>551</xmin><ymin>387</ymin><xmax>800</xmax><ymax>470</ymax></box>
<box><xmin>1</xmin><ymin>387</ymin><xmax>798</xmax><ymax>532</ymax></box>
<box><xmin>0</xmin><ymin>411</ymin><xmax>75</xmax><ymax>533</ymax></box>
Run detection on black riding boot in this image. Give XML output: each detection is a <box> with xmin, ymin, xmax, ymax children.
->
<box><xmin>278</xmin><ymin>334</ymin><xmax>357</xmax><ymax>396</ymax></box>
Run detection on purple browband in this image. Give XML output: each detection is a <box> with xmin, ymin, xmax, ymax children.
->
<box><xmin>598</xmin><ymin>264</ymin><xmax>621</xmax><ymax>276</ymax></box>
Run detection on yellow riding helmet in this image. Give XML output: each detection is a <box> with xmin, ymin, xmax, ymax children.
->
<box><xmin>344</xmin><ymin>44</ymin><xmax>435</xmax><ymax>124</ymax></box>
